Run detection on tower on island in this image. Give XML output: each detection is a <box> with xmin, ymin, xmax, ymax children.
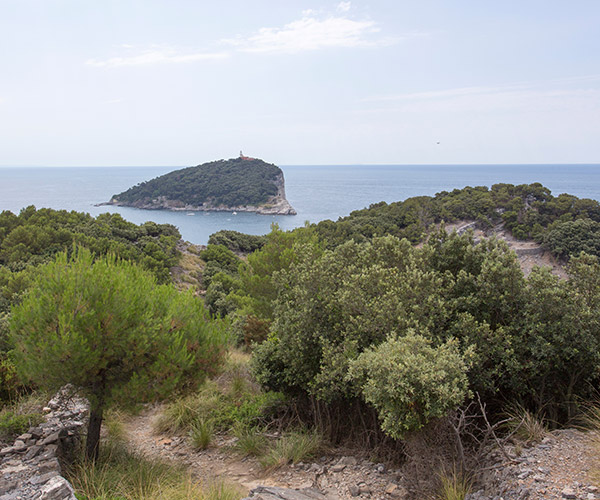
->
<box><xmin>239</xmin><ymin>151</ymin><xmax>254</xmax><ymax>161</ymax></box>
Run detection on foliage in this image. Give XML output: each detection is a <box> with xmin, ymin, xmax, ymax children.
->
<box><xmin>0</xmin><ymin>410</ymin><xmax>43</xmax><ymax>442</ymax></box>
<box><xmin>251</xmin><ymin>231</ymin><xmax>600</xmax><ymax>430</ymax></box>
<box><xmin>233</xmin><ymin>426</ymin><xmax>268</xmax><ymax>457</ymax></box>
<box><xmin>503</xmin><ymin>404</ymin><xmax>548</xmax><ymax>445</ymax></box>
<box><xmin>154</xmin><ymin>380</ymin><xmax>286</xmax><ymax>436</ymax></box>
<box><xmin>10</xmin><ymin>247</ymin><xmax>225</xmax><ymax>459</ymax></box>
<box><xmin>544</xmin><ymin>218</ymin><xmax>600</xmax><ymax>259</ymax></box>
<box><xmin>112</xmin><ymin>158</ymin><xmax>282</xmax><ymax>208</ymax></box>
<box><xmin>348</xmin><ymin>332</ymin><xmax>471</xmax><ymax>438</ymax></box>
<box><xmin>0</xmin><ymin>207</ymin><xmax>179</xmax><ymax>292</ymax></box>
<box><xmin>434</xmin><ymin>465</ymin><xmax>472</xmax><ymax>500</ymax></box>
<box><xmin>208</xmin><ymin>230</ymin><xmax>266</xmax><ymax>254</ymax></box>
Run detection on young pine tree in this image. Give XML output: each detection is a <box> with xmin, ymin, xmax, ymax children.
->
<box><xmin>10</xmin><ymin>247</ymin><xmax>224</xmax><ymax>460</ymax></box>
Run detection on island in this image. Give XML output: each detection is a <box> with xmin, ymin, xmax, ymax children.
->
<box><xmin>103</xmin><ymin>154</ymin><xmax>296</xmax><ymax>215</ymax></box>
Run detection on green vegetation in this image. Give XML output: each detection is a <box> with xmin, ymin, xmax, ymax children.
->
<box><xmin>259</xmin><ymin>430</ymin><xmax>323</xmax><ymax>469</ymax></box>
<box><xmin>313</xmin><ymin>182</ymin><xmax>600</xmax><ymax>258</ymax></box>
<box><xmin>249</xmin><ymin>231</ymin><xmax>600</xmax><ymax>434</ymax></box>
<box><xmin>112</xmin><ymin>158</ymin><xmax>283</xmax><ymax>208</ymax></box>
<box><xmin>0</xmin><ymin>207</ymin><xmax>181</xmax><ymax>408</ymax></box>
<box><xmin>6</xmin><ymin>182</ymin><xmax>600</xmax><ymax>497</ymax></box>
<box><xmin>67</xmin><ymin>439</ymin><xmax>243</xmax><ymax>500</ymax></box>
<box><xmin>10</xmin><ymin>248</ymin><xmax>225</xmax><ymax>459</ymax></box>
<box><xmin>153</xmin><ymin>378</ymin><xmax>286</xmax><ymax>437</ymax></box>
<box><xmin>348</xmin><ymin>333</ymin><xmax>470</xmax><ymax>438</ymax></box>
<box><xmin>434</xmin><ymin>466</ymin><xmax>472</xmax><ymax>500</ymax></box>
<box><xmin>208</xmin><ymin>230</ymin><xmax>266</xmax><ymax>254</ymax></box>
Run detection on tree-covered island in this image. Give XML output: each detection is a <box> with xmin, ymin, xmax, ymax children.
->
<box><xmin>104</xmin><ymin>156</ymin><xmax>296</xmax><ymax>215</ymax></box>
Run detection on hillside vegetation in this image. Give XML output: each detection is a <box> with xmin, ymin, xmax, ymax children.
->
<box><xmin>313</xmin><ymin>182</ymin><xmax>600</xmax><ymax>251</ymax></box>
<box><xmin>5</xmin><ymin>182</ymin><xmax>600</xmax><ymax>499</ymax></box>
<box><xmin>111</xmin><ymin>158</ymin><xmax>282</xmax><ymax>208</ymax></box>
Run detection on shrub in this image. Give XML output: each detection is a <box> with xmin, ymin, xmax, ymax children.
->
<box><xmin>0</xmin><ymin>410</ymin><xmax>42</xmax><ymax>442</ymax></box>
<box><xmin>347</xmin><ymin>332</ymin><xmax>471</xmax><ymax>439</ymax></box>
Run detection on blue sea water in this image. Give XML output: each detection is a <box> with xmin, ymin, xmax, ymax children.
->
<box><xmin>0</xmin><ymin>164</ymin><xmax>599</xmax><ymax>244</ymax></box>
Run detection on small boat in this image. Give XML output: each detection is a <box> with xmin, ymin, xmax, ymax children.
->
<box><xmin>186</xmin><ymin>212</ymin><xmax>194</xmax><ymax>216</ymax></box>
<box><xmin>233</xmin><ymin>211</ymin><xmax>238</xmax><ymax>215</ymax></box>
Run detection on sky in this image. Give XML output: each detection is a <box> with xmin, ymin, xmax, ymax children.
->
<box><xmin>1</xmin><ymin>0</ymin><xmax>599</xmax><ymax>166</ymax></box>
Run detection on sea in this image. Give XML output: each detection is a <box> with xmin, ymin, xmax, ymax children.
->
<box><xmin>1</xmin><ymin>164</ymin><xmax>599</xmax><ymax>245</ymax></box>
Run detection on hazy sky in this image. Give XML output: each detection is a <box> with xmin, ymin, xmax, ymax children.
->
<box><xmin>1</xmin><ymin>1</ymin><xmax>599</xmax><ymax>166</ymax></box>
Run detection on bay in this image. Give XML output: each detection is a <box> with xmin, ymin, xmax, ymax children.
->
<box><xmin>0</xmin><ymin>164</ymin><xmax>599</xmax><ymax>244</ymax></box>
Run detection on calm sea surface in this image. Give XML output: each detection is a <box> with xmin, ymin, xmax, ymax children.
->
<box><xmin>1</xmin><ymin>164</ymin><xmax>599</xmax><ymax>244</ymax></box>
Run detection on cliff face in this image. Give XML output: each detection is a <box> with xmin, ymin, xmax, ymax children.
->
<box><xmin>103</xmin><ymin>158</ymin><xmax>297</xmax><ymax>216</ymax></box>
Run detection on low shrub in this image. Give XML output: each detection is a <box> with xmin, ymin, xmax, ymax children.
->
<box><xmin>260</xmin><ymin>430</ymin><xmax>323</xmax><ymax>470</ymax></box>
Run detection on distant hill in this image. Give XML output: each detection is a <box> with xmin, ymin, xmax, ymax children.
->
<box><xmin>105</xmin><ymin>157</ymin><xmax>296</xmax><ymax>215</ymax></box>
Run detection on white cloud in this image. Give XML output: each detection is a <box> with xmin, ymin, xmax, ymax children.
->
<box><xmin>337</xmin><ymin>2</ymin><xmax>352</xmax><ymax>13</ymax></box>
<box><xmin>364</xmin><ymin>75</ymin><xmax>600</xmax><ymax>103</ymax></box>
<box><xmin>86</xmin><ymin>49</ymin><xmax>229</xmax><ymax>68</ymax></box>
<box><xmin>88</xmin><ymin>9</ymin><xmax>400</xmax><ymax>68</ymax></box>
<box><xmin>223</xmin><ymin>14</ymin><xmax>397</xmax><ymax>53</ymax></box>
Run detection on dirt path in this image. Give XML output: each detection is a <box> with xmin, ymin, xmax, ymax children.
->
<box><xmin>123</xmin><ymin>405</ymin><xmax>319</xmax><ymax>495</ymax></box>
<box><xmin>123</xmin><ymin>405</ymin><xmax>407</xmax><ymax>500</ymax></box>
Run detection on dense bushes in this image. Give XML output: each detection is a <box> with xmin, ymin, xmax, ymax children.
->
<box><xmin>251</xmin><ymin>232</ymin><xmax>600</xmax><ymax>435</ymax></box>
<box><xmin>208</xmin><ymin>230</ymin><xmax>266</xmax><ymax>253</ymax></box>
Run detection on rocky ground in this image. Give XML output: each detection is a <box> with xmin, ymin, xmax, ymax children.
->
<box><xmin>123</xmin><ymin>406</ymin><xmax>600</xmax><ymax>500</ymax></box>
<box><xmin>471</xmin><ymin>429</ymin><xmax>599</xmax><ymax>500</ymax></box>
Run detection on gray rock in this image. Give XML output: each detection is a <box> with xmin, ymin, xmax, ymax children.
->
<box><xmin>348</xmin><ymin>485</ymin><xmax>360</xmax><ymax>497</ymax></box>
<box><xmin>40</xmin><ymin>476</ymin><xmax>77</xmax><ymax>499</ymax></box>
<box><xmin>562</xmin><ymin>488</ymin><xmax>577</xmax><ymax>499</ymax></box>
<box><xmin>241</xmin><ymin>486</ymin><xmax>331</xmax><ymax>500</ymax></box>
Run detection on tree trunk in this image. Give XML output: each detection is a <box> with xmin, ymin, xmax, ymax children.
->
<box><xmin>86</xmin><ymin>403</ymin><xmax>103</xmax><ymax>461</ymax></box>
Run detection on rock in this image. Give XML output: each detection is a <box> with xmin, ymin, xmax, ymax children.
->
<box><xmin>358</xmin><ymin>483</ymin><xmax>371</xmax><ymax>495</ymax></box>
<box><xmin>337</xmin><ymin>456</ymin><xmax>358</xmax><ymax>466</ymax></box>
<box><xmin>0</xmin><ymin>479</ymin><xmax>18</xmax><ymax>495</ymax></box>
<box><xmin>40</xmin><ymin>475</ymin><xmax>77</xmax><ymax>500</ymax></box>
<box><xmin>240</xmin><ymin>485</ymin><xmax>331</xmax><ymax>499</ymax></box>
<box><xmin>375</xmin><ymin>463</ymin><xmax>386</xmax><ymax>473</ymax></box>
<box><xmin>562</xmin><ymin>488</ymin><xmax>577</xmax><ymax>499</ymax></box>
<box><xmin>0</xmin><ymin>387</ymin><xmax>88</xmax><ymax>500</ymax></box>
<box><xmin>330</xmin><ymin>464</ymin><xmax>346</xmax><ymax>473</ymax></box>
<box><xmin>348</xmin><ymin>485</ymin><xmax>360</xmax><ymax>497</ymax></box>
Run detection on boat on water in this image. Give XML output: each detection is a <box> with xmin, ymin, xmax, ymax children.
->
<box><xmin>186</xmin><ymin>212</ymin><xmax>195</xmax><ymax>216</ymax></box>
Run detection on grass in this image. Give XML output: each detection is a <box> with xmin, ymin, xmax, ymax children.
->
<box><xmin>233</xmin><ymin>426</ymin><xmax>267</xmax><ymax>457</ymax></box>
<box><xmin>582</xmin><ymin>403</ymin><xmax>600</xmax><ymax>487</ymax></box>
<box><xmin>189</xmin><ymin>419</ymin><xmax>214</xmax><ymax>450</ymax></box>
<box><xmin>259</xmin><ymin>430</ymin><xmax>323</xmax><ymax>470</ymax></box>
<box><xmin>433</xmin><ymin>465</ymin><xmax>472</xmax><ymax>500</ymax></box>
<box><xmin>504</xmin><ymin>404</ymin><xmax>548</xmax><ymax>445</ymax></box>
<box><xmin>153</xmin><ymin>368</ymin><xmax>286</xmax><ymax>437</ymax></box>
<box><xmin>67</xmin><ymin>438</ymin><xmax>244</xmax><ymax>500</ymax></box>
